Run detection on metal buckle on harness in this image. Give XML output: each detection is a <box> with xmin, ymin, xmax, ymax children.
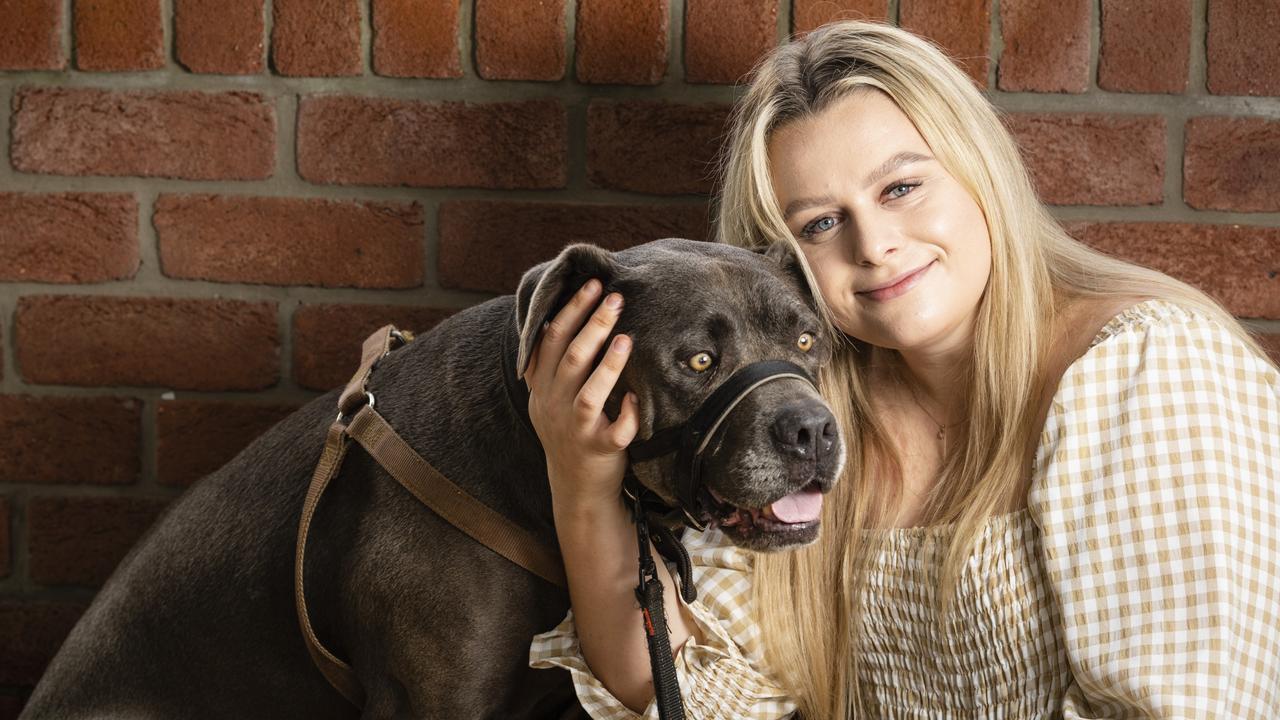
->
<box><xmin>335</xmin><ymin>391</ymin><xmax>375</xmax><ymax>425</ymax></box>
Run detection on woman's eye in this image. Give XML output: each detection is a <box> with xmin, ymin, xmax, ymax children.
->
<box><xmin>885</xmin><ymin>181</ymin><xmax>920</xmax><ymax>200</ymax></box>
<box><xmin>797</xmin><ymin>332</ymin><xmax>815</xmax><ymax>352</ymax></box>
<box><xmin>800</xmin><ymin>216</ymin><xmax>837</xmax><ymax>237</ymax></box>
<box><xmin>687</xmin><ymin>352</ymin><xmax>715</xmax><ymax>372</ymax></box>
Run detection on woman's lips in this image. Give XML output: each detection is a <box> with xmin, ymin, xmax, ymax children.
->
<box><xmin>857</xmin><ymin>260</ymin><xmax>935</xmax><ymax>302</ymax></box>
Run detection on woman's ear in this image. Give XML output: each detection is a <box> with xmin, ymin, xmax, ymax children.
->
<box><xmin>513</xmin><ymin>243</ymin><xmax>620</xmax><ymax>379</ymax></box>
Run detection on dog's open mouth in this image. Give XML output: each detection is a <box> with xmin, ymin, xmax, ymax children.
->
<box><xmin>703</xmin><ymin>483</ymin><xmax>824</xmax><ymax>536</ymax></box>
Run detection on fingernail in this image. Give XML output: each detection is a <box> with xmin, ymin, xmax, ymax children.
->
<box><xmin>583</xmin><ymin>279</ymin><xmax>601</xmax><ymax>295</ymax></box>
<box><xmin>614</xmin><ymin>335</ymin><xmax>631</xmax><ymax>352</ymax></box>
<box><xmin>605</xmin><ymin>293</ymin><xmax>623</xmax><ymax>309</ymax></box>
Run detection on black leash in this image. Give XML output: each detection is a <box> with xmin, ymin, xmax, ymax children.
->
<box><xmin>633</xmin><ymin>505</ymin><xmax>685</xmax><ymax>720</ymax></box>
<box><xmin>624</xmin><ymin>474</ymin><xmax>697</xmax><ymax>720</ymax></box>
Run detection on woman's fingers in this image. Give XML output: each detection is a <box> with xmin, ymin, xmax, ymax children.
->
<box><xmin>558</xmin><ymin>292</ymin><xmax>624</xmax><ymax>389</ymax></box>
<box><xmin>575</xmin><ymin>334</ymin><xmax>632</xmax><ymax>427</ymax></box>
<box><xmin>527</xmin><ymin>279</ymin><xmax>603</xmax><ymax>390</ymax></box>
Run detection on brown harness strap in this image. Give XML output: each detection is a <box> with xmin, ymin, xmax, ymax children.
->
<box><xmin>345</xmin><ymin>406</ymin><xmax>567</xmax><ymax>588</ymax></box>
<box><xmin>295</xmin><ymin>418</ymin><xmax>366</xmax><ymax>707</ymax></box>
<box><xmin>295</xmin><ymin>324</ymin><xmax>566</xmax><ymax>709</ymax></box>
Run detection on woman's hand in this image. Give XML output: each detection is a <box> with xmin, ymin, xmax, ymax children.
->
<box><xmin>524</xmin><ymin>278</ymin><xmax>641</xmax><ymax>509</ymax></box>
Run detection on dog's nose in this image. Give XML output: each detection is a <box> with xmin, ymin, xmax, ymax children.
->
<box><xmin>771</xmin><ymin>402</ymin><xmax>837</xmax><ymax>461</ymax></box>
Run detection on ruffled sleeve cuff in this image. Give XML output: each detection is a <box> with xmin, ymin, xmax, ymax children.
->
<box><xmin>530</xmin><ymin>602</ymin><xmax>797</xmax><ymax>720</ymax></box>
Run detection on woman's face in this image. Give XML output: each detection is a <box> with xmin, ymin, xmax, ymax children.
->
<box><xmin>767</xmin><ymin>90</ymin><xmax>992</xmax><ymax>359</ymax></box>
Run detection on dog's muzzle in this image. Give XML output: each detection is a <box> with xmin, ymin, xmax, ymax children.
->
<box><xmin>625</xmin><ymin>360</ymin><xmax>818</xmax><ymax>531</ymax></box>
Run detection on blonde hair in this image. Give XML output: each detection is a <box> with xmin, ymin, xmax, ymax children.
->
<box><xmin>715</xmin><ymin>21</ymin><xmax>1269</xmax><ymax>718</ymax></box>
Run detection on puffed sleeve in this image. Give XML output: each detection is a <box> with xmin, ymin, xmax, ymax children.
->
<box><xmin>529</xmin><ymin>526</ymin><xmax>798</xmax><ymax>719</ymax></box>
<box><xmin>1028</xmin><ymin>302</ymin><xmax>1280</xmax><ymax>718</ymax></box>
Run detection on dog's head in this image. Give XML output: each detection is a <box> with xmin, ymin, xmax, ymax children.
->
<box><xmin>514</xmin><ymin>239</ymin><xmax>844</xmax><ymax>552</ymax></box>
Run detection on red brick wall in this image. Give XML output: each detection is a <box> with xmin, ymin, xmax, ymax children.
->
<box><xmin>1</xmin><ymin>0</ymin><xmax>1278</xmax><ymax>711</ymax></box>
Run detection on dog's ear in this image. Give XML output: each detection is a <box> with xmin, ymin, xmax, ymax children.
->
<box><xmin>763</xmin><ymin>239</ymin><xmax>799</xmax><ymax>270</ymax></box>
<box><xmin>514</xmin><ymin>243</ymin><xmax>620</xmax><ymax>379</ymax></box>
<box><xmin>762</xmin><ymin>240</ymin><xmax>818</xmax><ymax>307</ymax></box>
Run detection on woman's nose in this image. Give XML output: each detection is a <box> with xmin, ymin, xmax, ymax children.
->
<box><xmin>846</xmin><ymin>218</ymin><xmax>900</xmax><ymax>267</ymax></box>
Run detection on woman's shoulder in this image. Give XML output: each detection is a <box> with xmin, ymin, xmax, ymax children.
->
<box><xmin>1041</xmin><ymin>295</ymin><xmax>1277</xmax><ymax>431</ymax></box>
<box><xmin>1084</xmin><ymin>297</ymin><xmax>1214</xmax><ymax>349</ymax></box>
<box><xmin>1025</xmin><ymin>296</ymin><xmax>1273</xmax><ymax>475</ymax></box>
<box><xmin>1059</xmin><ymin>296</ymin><xmax>1258</xmax><ymax>371</ymax></box>
<box><xmin>1028</xmin><ymin>295</ymin><xmax>1278</xmax><ymax>518</ymax></box>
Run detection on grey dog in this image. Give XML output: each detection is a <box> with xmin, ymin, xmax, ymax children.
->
<box><xmin>20</xmin><ymin>239</ymin><xmax>844</xmax><ymax>719</ymax></box>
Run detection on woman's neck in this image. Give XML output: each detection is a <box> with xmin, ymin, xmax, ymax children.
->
<box><xmin>894</xmin><ymin>345</ymin><xmax>971</xmax><ymax>425</ymax></box>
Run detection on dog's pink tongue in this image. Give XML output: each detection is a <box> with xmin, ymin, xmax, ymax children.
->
<box><xmin>769</xmin><ymin>487</ymin><xmax>823</xmax><ymax>523</ymax></box>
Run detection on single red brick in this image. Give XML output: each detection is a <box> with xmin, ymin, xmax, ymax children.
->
<box><xmin>793</xmin><ymin>0</ymin><xmax>888</xmax><ymax>34</ymax></box>
<box><xmin>1207</xmin><ymin>0</ymin><xmax>1280</xmax><ymax>96</ymax></box>
<box><xmin>271</xmin><ymin>0</ymin><xmax>360</xmax><ymax>76</ymax></box>
<box><xmin>1184</xmin><ymin>117</ymin><xmax>1280</xmax><ymax>213</ymax></box>
<box><xmin>0</xmin><ymin>497</ymin><xmax>9</xmax><ymax>579</ymax></box>
<box><xmin>0</xmin><ymin>0</ymin><xmax>63</xmax><ymax>70</ymax></box>
<box><xmin>297</xmin><ymin>96</ymin><xmax>567</xmax><ymax>189</ymax></box>
<box><xmin>0</xmin><ymin>395</ymin><xmax>142</xmax><ymax>485</ymax></box>
<box><xmin>576</xmin><ymin>0</ymin><xmax>668</xmax><ymax>85</ymax></box>
<box><xmin>437</xmin><ymin>201</ymin><xmax>710</xmax><ymax>294</ymax></box>
<box><xmin>293</xmin><ymin>304</ymin><xmax>458</xmax><ymax>390</ymax></box>
<box><xmin>74</xmin><ymin>0</ymin><xmax>164</xmax><ymax>71</ymax></box>
<box><xmin>1098</xmin><ymin>0</ymin><xmax>1189</xmax><ymax>93</ymax></box>
<box><xmin>154</xmin><ymin>195</ymin><xmax>424</xmax><ymax>288</ymax></box>
<box><xmin>16</xmin><ymin>296</ymin><xmax>279</xmax><ymax>391</ymax></box>
<box><xmin>685</xmin><ymin>0</ymin><xmax>778</xmax><ymax>84</ymax></box>
<box><xmin>157</xmin><ymin>399</ymin><xmax>301</xmax><ymax>486</ymax></box>
<box><xmin>475</xmin><ymin>0</ymin><xmax>566</xmax><ymax>80</ymax></box>
<box><xmin>0</xmin><ymin>193</ymin><xmax>138</xmax><ymax>283</ymax></box>
<box><xmin>1066</xmin><ymin>222</ymin><xmax>1280</xmax><ymax>320</ymax></box>
<box><xmin>0</xmin><ymin>599</ymin><xmax>86</xmax><ymax>685</ymax></box>
<box><xmin>900</xmin><ymin>0</ymin><xmax>991</xmax><ymax>86</ymax></box>
<box><xmin>174</xmin><ymin>0</ymin><xmax>265</xmax><ymax>74</ymax></box>
<box><xmin>11</xmin><ymin>87</ymin><xmax>275</xmax><ymax>181</ymax></box>
<box><xmin>588</xmin><ymin>101</ymin><xmax>731</xmax><ymax>194</ymax></box>
<box><xmin>372</xmin><ymin>0</ymin><xmax>461</xmax><ymax>78</ymax></box>
<box><xmin>1006</xmin><ymin>113</ymin><xmax>1165</xmax><ymax>206</ymax></box>
<box><xmin>28</xmin><ymin>496</ymin><xmax>169</xmax><ymax>587</ymax></box>
<box><xmin>998</xmin><ymin>0</ymin><xmax>1088</xmax><ymax>92</ymax></box>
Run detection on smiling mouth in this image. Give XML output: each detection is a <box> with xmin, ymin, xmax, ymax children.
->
<box><xmin>857</xmin><ymin>260</ymin><xmax>935</xmax><ymax>302</ymax></box>
<box><xmin>704</xmin><ymin>483</ymin><xmax>825</xmax><ymax>534</ymax></box>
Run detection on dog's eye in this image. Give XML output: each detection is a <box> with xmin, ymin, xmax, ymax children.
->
<box><xmin>797</xmin><ymin>332</ymin><xmax>815</xmax><ymax>352</ymax></box>
<box><xmin>688</xmin><ymin>352</ymin><xmax>715</xmax><ymax>372</ymax></box>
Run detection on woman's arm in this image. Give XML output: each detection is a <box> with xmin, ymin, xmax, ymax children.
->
<box><xmin>1029</xmin><ymin>304</ymin><xmax>1280</xmax><ymax>718</ymax></box>
<box><xmin>524</xmin><ymin>279</ymin><xmax>695</xmax><ymax>712</ymax></box>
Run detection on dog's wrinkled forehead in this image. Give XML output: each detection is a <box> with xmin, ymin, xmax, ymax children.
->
<box><xmin>614</xmin><ymin>241</ymin><xmax>817</xmax><ymax>344</ymax></box>
<box><xmin>513</xmin><ymin>238</ymin><xmax>820</xmax><ymax>380</ymax></box>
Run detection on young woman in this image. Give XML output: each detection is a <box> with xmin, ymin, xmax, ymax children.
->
<box><xmin>525</xmin><ymin>21</ymin><xmax>1280</xmax><ymax>719</ymax></box>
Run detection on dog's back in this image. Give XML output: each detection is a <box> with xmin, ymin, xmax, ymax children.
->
<box><xmin>21</xmin><ymin>297</ymin><xmax>577</xmax><ymax>719</ymax></box>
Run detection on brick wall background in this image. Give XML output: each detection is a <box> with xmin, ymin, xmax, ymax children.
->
<box><xmin>1</xmin><ymin>0</ymin><xmax>1278</xmax><ymax>710</ymax></box>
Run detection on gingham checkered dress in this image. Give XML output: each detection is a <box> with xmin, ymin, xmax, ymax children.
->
<box><xmin>530</xmin><ymin>300</ymin><xmax>1280</xmax><ymax>719</ymax></box>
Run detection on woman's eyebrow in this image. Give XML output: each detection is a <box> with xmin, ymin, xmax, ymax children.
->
<box><xmin>782</xmin><ymin>151</ymin><xmax>934</xmax><ymax>219</ymax></box>
<box><xmin>862</xmin><ymin>150</ymin><xmax>933</xmax><ymax>188</ymax></box>
<box><xmin>783</xmin><ymin>195</ymin><xmax>835</xmax><ymax>219</ymax></box>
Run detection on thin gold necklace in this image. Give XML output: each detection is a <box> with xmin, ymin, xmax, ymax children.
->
<box><xmin>903</xmin><ymin>379</ymin><xmax>949</xmax><ymax>441</ymax></box>
<box><xmin>886</xmin><ymin>358</ymin><xmax>965</xmax><ymax>454</ymax></box>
